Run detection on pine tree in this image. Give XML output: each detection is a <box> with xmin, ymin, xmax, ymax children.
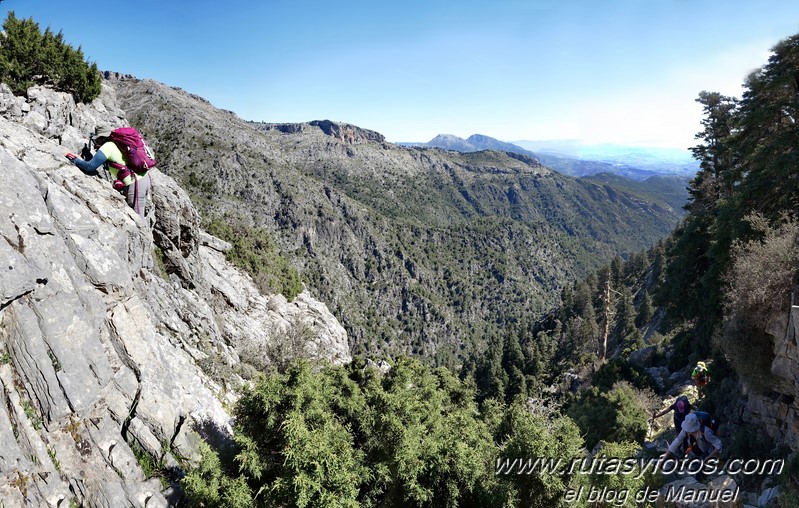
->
<box><xmin>650</xmin><ymin>240</ymin><xmax>667</xmax><ymax>288</ymax></box>
<box><xmin>734</xmin><ymin>34</ymin><xmax>799</xmax><ymax>218</ymax></box>
<box><xmin>613</xmin><ymin>287</ymin><xmax>638</xmax><ymax>352</ymax></box>
<box><xmin>474</xmin><ymin>336</ymin><xmax>508</xmax><ymax>402</ymax></box>
<box><xmin>502</xmin><ymin>332</ymin><xmax>527</xmax><ymax>403</ymax></box>
<box><xmin>0</xmin><ymin>12</ymin><xmax>101</xmax><ymax>102</ymax></box>
<box><xmin>635</xmin><ymin>290</ymin><xmax>654</xmax><ymax>329</ymax></box>
<box><xmin>657</xmin><ymin>94</ymin><xmax>738</xmax><ymax>330</ymax></box>
<box><xmin>611</xmin><ymin>255</ymin><xmax>624</xmax><ymax>286</ymax></box>
<box><xmin>688</xmin><ymin>91</ymin><xmax>739</xmax><ymax>213</ymax></box>
<box><xmin>624</xmin><ymin>250</ymin><xmax>645</xmax><ymax>281</ymax></box>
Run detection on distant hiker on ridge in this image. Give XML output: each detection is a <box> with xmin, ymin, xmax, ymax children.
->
<box><xmin>66</xmin><ymin>125</ymin><xmax>155</xmax><ymax>219</ymax></box>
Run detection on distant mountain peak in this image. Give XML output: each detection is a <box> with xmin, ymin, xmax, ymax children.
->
<box><xmin>431</xmin><ymin>133</ymin><xmax>464</xmax><ymax>141</ymax></box>
<box><xmin>420</xmin><ymin>133</ymin><xmax>538</xmax><ymax>159</ymax></box>
<box><xmin>426</xmin><ymin>134</ymin><xmax>473</xmax><ymax>151</ymax></box>
<box><xmin>466</xmin><ymin>134</ymin><xmax>494</xmax><ymax>143</ymax></box>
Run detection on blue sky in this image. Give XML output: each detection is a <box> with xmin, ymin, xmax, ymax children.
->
<box><xmin>4</xmin><ymin>1</ymin><xmax>799</xmax><ymax>148</ymax></box>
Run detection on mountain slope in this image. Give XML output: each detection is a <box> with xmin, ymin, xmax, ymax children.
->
<box><xmin>580</xmin><ymin>173</ymin><xmax>690</xmax><ymax>214</ymax></box>
<box><xmin>111</xmin><ymin>76</ymin><xmax>685</xmax><ymax>362</ymax></box>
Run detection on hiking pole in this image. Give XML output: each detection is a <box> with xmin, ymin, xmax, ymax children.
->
<box><xmin>81</xmin><ymin>133</ymin><xmax>93</xmax><ymax>161</ymax></box>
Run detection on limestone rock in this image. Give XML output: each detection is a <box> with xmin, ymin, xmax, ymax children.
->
<box><xmin>150</xmin><ymin>169</ymin><xmax>204</xmax><ymax>288</ymax></box>
<box><xmin>741</xmin><ymin>306</ymin><xmax>799</xmax><ymax>450</ymax></box>
<box><xmin>0</xmin><ymin>82</ymin><xmax>350</xmax><ymax>506</ymax></box>
<box><xmin>629</xmin><ymin>344</ymin><xmax>657</xmax><ymax>366</ymax></box>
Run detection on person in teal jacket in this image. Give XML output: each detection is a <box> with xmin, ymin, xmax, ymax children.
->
<box><xmin>67</xmin><ymin>125</ymin><xmax>151</xmax><ymax>218</ymax></box>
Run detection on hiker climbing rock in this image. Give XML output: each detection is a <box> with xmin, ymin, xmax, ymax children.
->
<box><xmin>692</xmin><ymin>361</ymin><xmax>710</xmax><ymax>392</ymax></box>
<box><xmin>652</xmin><ymin>395</ymin><xmax>692</xmax><ymax>455</ymax></box>
<box><xmin>653</xmin><ymin>394</ymin><xmax>692</xmax><ymax>434</ymax></box>
<box><xmin>661</xmin><ymin>412</ymin><xmax>722</xmax><ymax>461</ymax></box>
<box><xmin>66</xmin><ymin>125</ymin><xmax>155</xmax><ymax>219</ymax></box>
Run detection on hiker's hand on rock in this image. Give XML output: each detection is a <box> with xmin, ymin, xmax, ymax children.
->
<box><xmin>65</xmin><ymin>153</ymin><xmax>77</xmax><ymax>162</ymax></box>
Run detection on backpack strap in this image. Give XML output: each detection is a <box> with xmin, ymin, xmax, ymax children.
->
<box><xmin>108</xmin><ymin>161</ymin><xmax>133</xmax><ymax>184</ymax></box>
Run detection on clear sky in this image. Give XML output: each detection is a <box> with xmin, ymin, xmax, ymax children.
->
<box><xmin>3</xmin><ymin>1</ymin><xmax>799</xmax><ymax>148</ymax></box>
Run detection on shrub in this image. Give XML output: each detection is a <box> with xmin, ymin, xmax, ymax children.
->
<box><xmin>567</xmin><ymin>382</ymin><xmax>653</xmax><ymax>450</ymax></box>
<box><xmin>182</xmin><ymin>358</ymin><xmax>587</xmax><ymax>507</ymax></box>
<box><xmin>181</xmin><ymin>441</ymin><xmax>253</xmax><ymax>508</ymax></box>
<box><xmin>592</xmin><ymin>357</ymin><xmax>658</xmax><ymax>392</ymax></box>
<box><xmin>238</xmin><ymin>315</ymin><xmax>315</xmax><ymax>373</ymax></box>
<box><xmin>573</xmin><ymin>441</ymin><xmax>648</xmax><ymax>508</ymax></box>
<box><xmin>728</xmin><ymin>426</ymin><xmax>778</xmax><ymax>490</ymax></box>
<box><xmin>494</xmin><ymin>402</ymin><xmax>585</xmax><ymax>507</ymax></box>
<box><xmin>721</xmin><ymin>213</ymin><xmax>799</xmax><ymax>391</ymax></box>
<box><xmin>0</xmin><ymin>12</ymin><xmax>101</xmax><ymax>102</ymax></box>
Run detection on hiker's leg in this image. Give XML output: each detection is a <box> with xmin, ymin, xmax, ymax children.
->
<box><xmin>124</xmin><ymin>182</ymin><xmax>137</xmax><ymax>214</ymax></box>
<box><xmin>137</xmin><ymin>174</ymin><xmax>151</xmax><ymax>218</ymax></box>
<box><xmin>126</xmin><ymin>174</ymin><xmax>151</xmax><ymax>219</ymax></box>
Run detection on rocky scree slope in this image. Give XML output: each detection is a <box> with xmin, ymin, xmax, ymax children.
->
<box><xmin>111</xmin><ymin>76</ymin><xmax>685</xmax><ymax>361</ymax></box>
<box><xmin>0</xmin><ymin>82</ymin><xmax>349</xmax><ymax>506</ymax></box>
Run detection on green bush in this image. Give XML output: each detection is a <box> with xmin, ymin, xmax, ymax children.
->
<box><xmin>592</xmin><ymin>357</ymin><xmax>658</xmax><ymax>393</ymax></box>
<box><xmin>182</xmin><ymin>358</ymin><xmax>587</xmax><ymax>507</ymax></box>
<box><xmin>567</xmin><ymin>382</ymin><xmax>653</xmax><ymax>451</ymax></box>
<box><xmin>571</xmin><ymin>441</ymin><xmax>648</xmax><ymax>508</ymax></box>
<box><xmin>181</xmin><ymin>441</ymin><xmax>253</xmax><ymax>508</ymax></box>
<box><xmin>494</xmin><ymin>402</ymin><xmax>585</xmax><ymax>507</ymax></box>
<box><xmin>0</xmin><ymin>12</ymin><xmax>101</xmax><ymax>102</ymax></box>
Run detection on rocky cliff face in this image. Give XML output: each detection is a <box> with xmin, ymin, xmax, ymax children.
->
<box><xmin>741</xmin><ymin>304</ymin><xmax>799</xmax><ymax>450</ymax></box>
<box><xmin>0</xmin><ymin>83</ymin><xmax>349</xmax><ymax>506</ymax></box>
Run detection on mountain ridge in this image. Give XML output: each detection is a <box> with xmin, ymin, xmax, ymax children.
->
<box><xmin>402</xmin><ymin>133</ymin><xmax>698</xmax><ymax>181</ymax></box>
<box><xmin>405</xmin><ymin>133</ymin><xmax>539</xmax><ymax>157</ymax></box>
<box><xmin>110</xmin><ymin>76</ymin><xmax>686</xmax><ymax>362</ymax></box>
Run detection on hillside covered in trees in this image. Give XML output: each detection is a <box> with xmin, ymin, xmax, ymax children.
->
<box><xmin>179</xmin><ymin>29</ymin><xmax>799</xmax><ymax>506</ymax></box>
<box><xmin>458</xmin><ymin>30</ymin><xmax>799</xmax><ymax>506</ymax></box>
<box><xmin>168</xmin><ymin>27</ymin><xmax>799</xmax><ymax>508</ymax></box>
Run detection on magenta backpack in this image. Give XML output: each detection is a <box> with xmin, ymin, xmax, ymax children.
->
<box><xmin>108</xmin><ymin>127</ymin><xmax>157</xmax><ymax>180</ymax></box>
